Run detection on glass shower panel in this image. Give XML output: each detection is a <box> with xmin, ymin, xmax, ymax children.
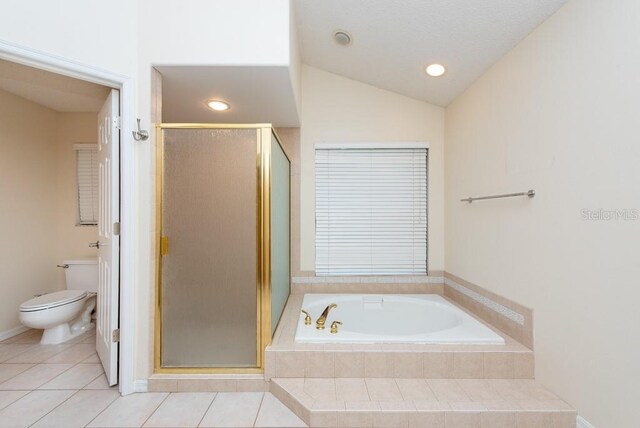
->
<box><xmin>161</xmin><ymin>128</ymin><xmax>258</xmax><ymax>368</ymax></box>
<box><xmin>270</xmin><ymin>133</ymin><xmax>290</xmax><ymax>335</ymax></box>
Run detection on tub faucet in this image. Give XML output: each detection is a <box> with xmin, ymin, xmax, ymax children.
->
<box><xmin>316</xmin><ymin>304</ymin><xmax>337</xmax><ymax>330</ymax></box>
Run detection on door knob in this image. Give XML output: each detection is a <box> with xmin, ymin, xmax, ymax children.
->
<box><xmin>89</xmin><ymin>241</ymin><xmax>100</xmax><ymax>248</ymax></box>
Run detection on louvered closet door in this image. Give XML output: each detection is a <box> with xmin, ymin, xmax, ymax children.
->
<box><xmin>315</xmin><ymin>146</ymin><xmax>428</xmax><ymax>276</ymax></box>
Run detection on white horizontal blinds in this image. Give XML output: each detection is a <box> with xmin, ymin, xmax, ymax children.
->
<box><xmin>315</xmin><ymin>147</ymin><xmax>428</xmax><ymax>275</ymax></box>
<box><xmin>76</xmin><ymin>145</ymin><xmax>98</xmax><ymax>225</ymax></box>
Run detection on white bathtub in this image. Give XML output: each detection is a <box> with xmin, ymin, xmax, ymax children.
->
<box><xmin>295</xmin><ymin>294</ymin><xmax>505</xmax><ymax>345</ymax></box>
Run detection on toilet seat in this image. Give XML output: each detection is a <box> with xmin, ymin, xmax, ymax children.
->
<box><xmin>20</xmin><ymin>290</ymin><xmax>87</xmax><ymax>313</ymax></box>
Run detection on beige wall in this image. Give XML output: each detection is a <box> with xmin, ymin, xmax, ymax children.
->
<box><xmin>444</xmin><ymin>0</ymin><xmax>640</xmax><ymax>426</ymax></box>
<box><xmin>0</xmin><ymin>89</ymin><xmax>59</xmax><ymax>334</ymax></box>
<box><xmin>0</xmin><ymin>88</ymin><xmax>98</xmax><ymax>334</ymax></box>
<box><xmin>54</xmin><ymin>113</ymin><xmax>99</xmax><ymax>288</ymax></box>
<box><xmin>299</xmin><ymin>65</ymin><xmax>445</xmax><ymax>273</ymax></box>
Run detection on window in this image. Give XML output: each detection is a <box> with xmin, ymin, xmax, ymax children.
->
<box><xmin>75</xmin><ymin>144</ymin><xmax>98</xmax><ymax>226</ymax></box>
<box><xmin>315</xmin><ymin>144</ymin><xmax>428</xmax><ymax>276</ymax></box>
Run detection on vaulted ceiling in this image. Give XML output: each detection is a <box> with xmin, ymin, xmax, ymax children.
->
<box><xmin>295</xmin><ymin>0</ymin><xmax>567</xmax><ymax>106</ymax></box>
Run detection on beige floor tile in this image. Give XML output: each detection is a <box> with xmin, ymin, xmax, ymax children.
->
<box><xmin>82</xmin><ymin>353</ymin><xmax>101</xmax><ymax>363</ymax></box>
<box><xmin>0</xmin><ymin>364</ymin><xmax>34</xmax><ymax>384</ymax></box>
<box><xmin>365</xmin><ymin>378</ymin><xmax>403</xmax><ymax>401</ymax></box>
<box><xmin>32</xmin><ymin>390</ymin><xmax>120</xmax><ymax>428</ymax></box>
<box><xmin>0</xmin><ymin>363</ymin><xmax>73</xmax><ymax>390</ymax></box>
<box><xmin>254</xmin><ymin>393</ymin><xmax>307</xmax><ymax>427</ymax></box>
<box><xmin>0</xmin><ymin>390</ymin><xmax>75</xmax><ymax>428</ymax></box>
<box><xmin>5</xmin><ymin>344</ymin><xmax>70</xmax><ymax>364</ymax></box>
<box><xmin>199</xmin><ymin>392</ymin><xmax>261</xmax><ymax>427</ymax></box>
<box><xmin>457</xmin><ymin>379</ymin><xmax>501</xmax><ymax>401</ymax></box>
<box><xmin>145</xmin><ymin>392</ymin><xmax>216</xmax><ymax>427</ymax></box>
<box><xmin>84</xmin><ymin>374</ymin><xmax>117</xmax><ymax>390</ymax></box>
<box><xmin>2</xmin><ymin>330</ymin><xmax>42</xmax><ymax>344</ymax></box>
<box><xmin>87</xmin><ymin>392</ymin><xmax>168</xmax><ymax>427</ymax></box>
<box><xmin>396</xmin><ymin>379</ymin><xmax>437</xmax><ymax>401</ymax></box>
<box><xmin>0</xmin><ymin>344</ymin><xmax>34</xmax><ymax>362</ymax></box>
<box><xmin>0</xmin><ymin>390</ymin><xmax>29</xmax><ymax>410</ymax></box>
<box><xmin>426</xmin><ymin>379</ymin><xmax>469</xmax><ymax>401</ymax></box>
<box><xmin>39</xmin><ymin>363</ymin><xmax>104</xmax><ymax>389</ymax></box>
<box><xmin>336</xmin><ymin>378</ymin><xmax>369</xmax><ymax>401</ymax></box>
<box><xmin>44</xmin><ymin>344</ymin><xmax>96</xmax><ymax>364</ymax></box>
<box><xmin>304</xmin><ymin>378</ymin><xmax>336</xmax><ymax>401</ymax></box>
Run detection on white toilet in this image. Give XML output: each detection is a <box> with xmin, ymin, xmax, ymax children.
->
<box><xmin>19</xmin><ymin>259</ymin><xmax>98</xmax><ymax>345</ymax></box>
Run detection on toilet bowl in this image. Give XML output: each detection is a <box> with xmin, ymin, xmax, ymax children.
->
<box><xmin>19</xmin><ymin>259</ymin><xmax>98</xmax><ymax>345</ymax></box>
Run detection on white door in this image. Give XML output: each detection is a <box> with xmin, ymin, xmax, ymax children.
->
<box><xmin>96</xmin><ymin>89</ymin><xmax>120</xmax><ymax>386</ymax></box>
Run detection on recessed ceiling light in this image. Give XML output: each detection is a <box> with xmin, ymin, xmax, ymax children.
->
<box><xmin>333</xmin><ymin>30</ymin><xmax>352</xmax><ymax>46</ymax></box>
<box><xmin>425</xmin><ymin>63</ymin><xmax>447</xmax><ymax>77</ymax></box>
<box><xmin>206</xmin><ymin>100</ymin><xmax>230</xmax><ymax>111</ymax></box>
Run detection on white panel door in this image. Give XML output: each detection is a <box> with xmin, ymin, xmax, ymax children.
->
<box><xmin>96</xmin><ymin>89</ymin><xmax>120</xmax><ymax>386</ymax></box>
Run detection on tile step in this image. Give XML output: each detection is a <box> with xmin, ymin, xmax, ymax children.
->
<box><xmin>270</xmin><ymin>377</ymin><xmax>576</xmax><ymax>428</ymax></box>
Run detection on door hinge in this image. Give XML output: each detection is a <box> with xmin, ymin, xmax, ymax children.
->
<box><xmin>112</xmin><ymin>329</ymin><xmax>120</xmax><ymax>343</ymax></box>
<box><xmin>160</xmin><ymin>236</ymin><xmax>169</xmax><ymax>256</ymax></box>
<box><xmin>113</xmin><ymin>222</ymin><xmax>120</xmax><ymax>236</ymax></box>
<box><xmin>113</xmin><ymin>116</ymin><xmax>121</xmax><ymax>130</ymax></box>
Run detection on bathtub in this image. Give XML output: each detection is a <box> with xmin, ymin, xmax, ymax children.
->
<box><xmin>295</xmin><ymin>294</ymin><xmax>505</xmax><ymax>345</ymax></box>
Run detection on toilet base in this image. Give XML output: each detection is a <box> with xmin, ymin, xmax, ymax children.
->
<box><xmin>40</xmin><ymin>322</ymin><xmax>94</xmax><ymax>345</ymax></box>
<box><xmin>39</xmin><ymin>295</ymin><xmax>97</xmax><ymax>345</ymax></box>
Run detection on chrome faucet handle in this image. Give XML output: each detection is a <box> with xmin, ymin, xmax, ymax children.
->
<box><xmin>330</xmin><ymin>321</ymin><xmax>342</xmax><ymax>334</ymax></box>
<box><xmin>301</xmin><ymin>309</ymin><xmax>312</xmax><ymax>326</ymax></box>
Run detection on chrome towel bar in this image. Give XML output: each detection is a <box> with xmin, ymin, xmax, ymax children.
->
<box><xmin>461</xmin><ymin>189</ymin><xmax>535</xmax><ymax>203</ymax></box>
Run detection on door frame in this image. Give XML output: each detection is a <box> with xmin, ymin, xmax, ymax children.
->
<box><xmin>0</xmin><ymin>40</ymin><xmax>136</xmax><ymax>395</ymax></box>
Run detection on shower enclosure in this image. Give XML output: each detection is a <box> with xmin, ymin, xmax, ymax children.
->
<box><xmin>155</xmin><ymin>124</ymin><xmax>290</xmax><ymax>373</ymax></box>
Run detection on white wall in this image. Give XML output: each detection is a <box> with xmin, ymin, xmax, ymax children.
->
<box><xmin>0</xmin><ymin>89</ymin><xmax>59</xmax><ymax>334</ymax></box>
<box><xmin>444</xmin><ymin>0</ymin><xmax>640</xmax><ymax>425</ymax></box>
<box><xmin>299</xmin><ymin>66</ymin><xmax>445</xmax><ymax>273</ymax></box>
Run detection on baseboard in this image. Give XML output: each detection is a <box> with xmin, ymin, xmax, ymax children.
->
<box><xmin>577</xmin><ymin>415</ymin><xmax>595</xmax><ymax>428</ymax></box>
<box><xmin>0</xmin><ymin>325</ymin><xmax>29</xmax><ymax>341</ymax></box>
<box><xmin>132</xmin><ymin>379</ymin><xmax>148</xmax><ymax>393</ymax></box>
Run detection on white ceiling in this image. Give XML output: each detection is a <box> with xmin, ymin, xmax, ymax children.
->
<box><xmin>0</xmin><ymin>60</ymin><xmax>110</xmax><ymax>112</ymax></box>
<box><xmin>158</xmin><ymin>66</ymin><xmax>299</xmax><ymax>127</ymax></box>
<box><xmin>295</xmin><ymin>0</ymin><xmax>567</xmax><ymax>106</ymax></box>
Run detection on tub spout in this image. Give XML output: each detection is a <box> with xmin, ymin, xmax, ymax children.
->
<box><xmin>316</xmin><ymin>304</ymin><xmax>337</xmax><ymax>330</ymax></box>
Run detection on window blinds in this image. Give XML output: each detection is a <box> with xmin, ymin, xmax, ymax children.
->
<box><xmin>75</xmin><ymin>145</ymin><xmax>98</xmax><ymax>225</ymax></box>
<box><xmin>315</xmin><ymin>146</ymin><xmax>428</xmax><ymax>276</ymax></box>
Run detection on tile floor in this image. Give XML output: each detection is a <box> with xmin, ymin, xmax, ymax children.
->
<box><xmin>0</xmin><ymin>329</ymin><xmax>307</xmax><ymax>427</ymax></box>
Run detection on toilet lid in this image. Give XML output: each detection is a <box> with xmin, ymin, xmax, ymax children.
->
<box><xmin>20</xmin><ymin>290</ymin><xmax>87</xmax><ymax>312</ymax></box>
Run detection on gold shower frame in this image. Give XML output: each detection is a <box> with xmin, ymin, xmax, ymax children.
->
<box><xmin>154</xmin><ymin>123</ymin><xmax>289</xmax><ymax>374</ymax></box>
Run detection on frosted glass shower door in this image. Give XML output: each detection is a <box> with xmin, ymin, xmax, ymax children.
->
<box><xmin>270</xmin><ymin>133</ymin><xmax>290</xmax><ymax>335</ymax></box>
<box><xmin>160</xmin><ymin>128</ymin><xmax>258</xmax><ymax>368</ymax></box>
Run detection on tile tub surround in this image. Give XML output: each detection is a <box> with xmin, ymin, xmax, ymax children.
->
<box><xmin>270</xmin><ymin>377</ymin><xmax>576</xmax><ymax>428</ymax></box>
<box><xmin>444</xmin><ymin>272</ymin><xmax>534</xmax><ymax>349</ymax></box>
<box><xmin>291</xmin><ymin>275</ymin><xmax>445</xmax><ymax>295</ymax></box>
<box><xmin>266</xmin><ymin>294</ymin><xmax>534</xmax><ymax>380</ymax></box>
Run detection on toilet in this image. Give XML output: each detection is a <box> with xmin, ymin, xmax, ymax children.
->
<box><xmin>19</xmin><ymin>259</ymin><xmax>98</xmax><ymax>345</ymax></box>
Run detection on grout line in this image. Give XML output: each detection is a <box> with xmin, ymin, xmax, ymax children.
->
<box><xmin>140</xmin><ymin>392</ymin><xmax>171</xmax><ymax>428</ymax></box>
<box><xmin>196</xmin><ymin>391</ymin><xmax>218</xmax><ymax>428</ymax></box>
<box><xmin>0</xmin><ymin>389</ymin><xmax>29</xmax><ymax>411</ymax></box>
<box><xmin>26</xmin><ymin>388</ymin><xmax>82</xmax><ymax>427</ymax></box>
<box><xmin>251</xmin><ymin>392</ymin><xmax>266</xmax><ymax>428</ymax></box>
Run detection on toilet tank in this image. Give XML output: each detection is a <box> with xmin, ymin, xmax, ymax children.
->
<box><xmin>63</xmin><ymin>259</ymin><xmax>98</xmax><ymax>292</ymax></box>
